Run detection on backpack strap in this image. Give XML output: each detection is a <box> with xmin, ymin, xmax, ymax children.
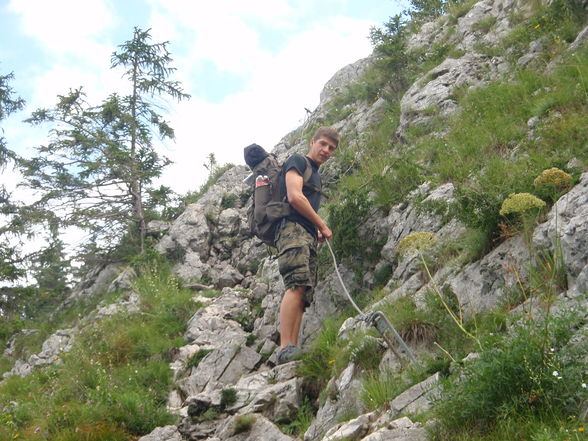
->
<box><xmin>302</xmin><ymin>156</ymin><xmax>325</xmax><ymax>196</ymax></box>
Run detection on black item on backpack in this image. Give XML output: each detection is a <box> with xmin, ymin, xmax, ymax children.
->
<box><xmin>244</xmin><ymin>144</ymin><xmax>312</xmax><ymax>246</ymax></box>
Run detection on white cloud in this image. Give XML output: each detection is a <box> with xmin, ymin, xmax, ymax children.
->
<box><xmin>6</xmin><ymin>0</ymin><xmax>380</xmax><ymax>197</ymax></box>
<box><xmin>7</xmin><ymin>0</ymin><xmax>115</xmax><ymax>58</ymax></box>
<box><xmin>158</xmin><ymin>15</ymin><xmax>376</xmax><ymax>194</ymax></box>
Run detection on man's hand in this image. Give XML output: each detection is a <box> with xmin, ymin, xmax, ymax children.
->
<box><xmin>318</xmin><ymin>225</ymin><xmax>332</xmax><ymax>242</ymax></box>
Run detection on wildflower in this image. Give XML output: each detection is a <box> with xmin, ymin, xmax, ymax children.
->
<box><xmin>397</xmin><ymin>232</ymin><xmax>438</xmax><ymax>256</ymax></box>
<box><xmin>533</xmin><ymin>167</ymin><xmax>572</xmax><ymax>189</ymax></box>
<box><xmin>579</xmin><ymin>427</ymin><xmax>585</xmax><ymax>433</ymax></box>
<box><xmin>582</xmin><ymin>383</ymin><xmax>587</xmax><ymax>389</ymax></box>
<box><xmin>499</xmin><ymin>193</ymin><xmax>546</xmax><ymax>216</ymax></box>
<box><xmin>552</xmin><ymin>370</ymin><xmax>560</xmax><ymax>377</ymax></box>
<box><xmin>328</xmin><ymin>359</ymin><xmax>336</xmax><ymax>365</ymax></box>
<box><xmin>34</xmin><ymin>427</ymin><xmax>41</xmax><ymax>433</ymax></box>
<box><xmin>534</xmin><ymin>23</ymin><xmax>541</xmax><ymax>29</ymax></box>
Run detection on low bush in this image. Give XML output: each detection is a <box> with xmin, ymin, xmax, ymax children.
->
<box><xmin>433</xmin><ymin>310</ymin><xmax>587</xmax><ymax>438</ymax></box>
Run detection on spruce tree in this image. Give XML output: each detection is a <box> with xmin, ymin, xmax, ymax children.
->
<box><xmin>20</xmin><ymin>28</ymin><xmax>190</xmax><ymax>258</ymax></box>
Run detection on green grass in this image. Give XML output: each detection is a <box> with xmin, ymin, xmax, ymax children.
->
<box><xmin>361</xmin><ymin>369</ymin><xmax>408</xmax><ymax>412</ymax></box>
<box><xmin>432</xmin><ymin>308</ymin><xmax>587</xmax><ymax>439</ymax></box>
<box><xmin>0</xmin><ymin>259</ymin><xmax>199</xmax><ymax>440</ymax></box>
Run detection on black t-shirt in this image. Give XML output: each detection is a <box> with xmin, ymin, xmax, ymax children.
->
<box><xmin>279</xmin><ymin>154</ymin><xmax>322</xmax><ymax>237</ymax></box>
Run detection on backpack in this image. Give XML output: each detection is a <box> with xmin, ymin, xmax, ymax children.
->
<box><xmin>244</xmin><ymin>144</ymin><xmax>313</xmax><ymax>246</ymax></box>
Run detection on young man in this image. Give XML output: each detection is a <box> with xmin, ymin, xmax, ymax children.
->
<box><xmin>275</xmin><ymin>126</ymin><xmax>339</xmax><ymax>364</ymax></box>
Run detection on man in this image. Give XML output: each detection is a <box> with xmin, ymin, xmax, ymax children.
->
<box><xmin>275</xmin><ymin>126</ymin><xmax>339</xmax><ymax>364</ymax></box>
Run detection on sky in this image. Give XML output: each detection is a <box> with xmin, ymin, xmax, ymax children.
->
<box><xmin>0</xmin><ymin>0</ymin><xmax>407</xmax><ymax>197</ymax></box>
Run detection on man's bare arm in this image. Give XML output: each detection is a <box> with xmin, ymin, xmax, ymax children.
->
<box><xmin>285</xmin><ymin>169</ymin><xmax>332</xmax><ymax>240</ymax></box>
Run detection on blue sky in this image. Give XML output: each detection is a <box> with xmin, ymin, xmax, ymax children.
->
<box><xmin>0</xmin><ymin>0</ymin><xmax>407</xmax><ymax>195</ymax></box>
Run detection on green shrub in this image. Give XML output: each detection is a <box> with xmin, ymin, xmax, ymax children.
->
<box><xmin>220</xmin><ymin>388</ymin><xmax>238</xmax><ymax>410</ymax></box>
<box><xmin>434</xmin><ymin>310</ymin><xmax>588</xmax><ymax>437</ymax></box>
<box><xmin>220</xmin><ymin>193</ymin><xmax>238</xmax><ymax>209</ymax></box>
<box><xmin>381</xmin><ymin>296</ymin><xmax>440</xmax><ymax>346</ymax></box>
<box><xmin>233</xmin><ymin>414</ymin><xmax>256</xmax><ymax>435</ymax></box>
<box><xmin>277</xmin><ymin>397</ymin><xmax>315</xmax><ymax>436</ymax></box>
<box><xmin>361</xmin><ymin>370</ymin><xmax>407</xmax><ymax>411</ymax></box>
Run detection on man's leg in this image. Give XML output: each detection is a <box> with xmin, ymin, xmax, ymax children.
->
<box><xmin>279</xmin><ymin>285</ymin><xmax>306</xmax><ymax>347</ymax></box>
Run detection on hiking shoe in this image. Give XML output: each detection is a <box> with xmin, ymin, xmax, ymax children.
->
<box><xmin>276</xmin><ymin>344</ymin><xmax>302</xmax><ymax>365</ymax></box>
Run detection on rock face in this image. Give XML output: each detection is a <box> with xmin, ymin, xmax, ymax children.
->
<box><xmin>533</xmin><ymin>172</ymin><xmax>588</xmax><ymax>293</ymax></box>
<box><xmin>129</xmin><ymin>2</ymin><xmax>588</xmax><ymax>439</ymax></box>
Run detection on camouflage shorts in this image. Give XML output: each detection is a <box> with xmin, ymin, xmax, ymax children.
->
<box><xmin>276</xmin><ymin>220</ymin><xmax>318</xmax><ymax>308</ymax></box>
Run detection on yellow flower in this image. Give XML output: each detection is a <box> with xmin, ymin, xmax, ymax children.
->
<box><xmin>328</xmin><ymin>359</ymin><xmax>336</xmax><ymax>365</ymax></box>
<box><xmin>499</xmin><ymin>193</ymin><xmax>546</xmax><ymax>216</ymax></box>
<box><xmin>397</xmin><ymin>232</ymin><xmax>438</xmax><ymax>256</ymax></box>
<box><xmin>533</xmin><ymin>167</ymin><xmax>572</xmax><ymax>189</ymax></box>
<box><xmin>579</xmin><ymin>427</ymin><xmax>585</xmax><ymax>432</ymax></box>
<box><xmin>534</xmin><ymin>23</ymin><xmax>541</xmax><ymax>29</ymax></box>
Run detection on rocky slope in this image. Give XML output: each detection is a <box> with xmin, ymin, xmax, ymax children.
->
<box><xmin>6</xmin><ymin>1</ymin><xmax>587</xmax><ymax>440</ymax></box>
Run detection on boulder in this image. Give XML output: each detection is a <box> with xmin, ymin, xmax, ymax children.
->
<box><xmin>304</xmin><ymin>364</ymin><xmax>364</xmax><ymax>441</ymax></box>
<box><xmin>322</xmin><ymin>412</ymin><xmax>377</xmax><ymax>441</ymax></box>
<box><xmin>177</xmin><ymin>345</ymin><xmax>261</xmax><ymax>397</ymax></box>
<box><xmin>533</xmin><ymin>172</ymin><xmax>588</xmax><ymax>292</ymax></box>
<box><xmin>185</xmin><ymin>288</ymin><xmax>251</xmax><ymax>345</ymax></box>
<box><xmin>137</xmin><ymin>425</ymin><xmax>182</xmax><ymax>441</ymax></box>
<box><xmin>359</xmin><ymin>417</ymin><xmax>427</xmax><ymax>441</ymax></box>
<box><xmin>214</xmin><ymin>414</ymin><xmax>294</xmax><ymax>441</ymax></box>
<box><xmin>107</xmin><ymin>267</ymin><xmax>137</xmax><ymax>293</ymax></box>
<box><xmin>444</xmin><ymin>235</ymin><xmax>530</xmax><ymax>315</ymax></box>
<box><xmin>390</xmin><ymin>372</ymin><xmax>442</xmax><ymax>417</ymax></box>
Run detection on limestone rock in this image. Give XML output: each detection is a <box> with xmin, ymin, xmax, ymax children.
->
<box><xmin>359</xmin><ymin>417</ymin><xmax>427</xmax><ymax>441</ymax></box>
<box><xmin>304</xmin><ymin>364</ymin><xmax>364</xmax><ymax>441</ymax></box>
<box><xmin>210</xmin><ymin>263</ymin><xmax>244</xmax><ymax>289</ymax></box>
<box><xmin>157</xmin><ymin>203</ymin><xmax>212</xmax><ymax>260</ymax></box>
<box><xmin>399</xmin><ymin>55</ymin><xmax>488</xmax><ymax>137</ymax></box>
<box><xmin>185</xmin><ymin>287</ymin><xmax>251</xmax><ymax>345</ymax></box>
<box><xmin>60</xmin><ymin>262</ymin><xmax>125</xmax><ymax>308</ymax></box>
<box><xmin>390</xmin><ymin>372</ymin><xmax>441</xmax><ymax>417</ymax></box>
<box><xmin>237</xmin><ymin>377</ymin><xmax>302</xmax><ymax>421</ymax></box>
<box><xmin>319</xmin><ymin>57</ymin><xmax>374</xmax><ymax>105</ymax></box>
<box><xmin>107</xmin><ymin>267</ymin><xmax>137</xmax><ymax>293</ymax></box>
<box><xmin>177</xmin><ymin>345</ymin><xmax>261</xmax><ymax>397</ymax></box>
<box><xmin>218</xmin><ymin>208</ymin><xmax>241</xmax><ymax>236</ymax></box>
<box><xmin>4</xmin><ymin>328</ymin><xmax>75</xmax><ymax>378</ymax></box>
<box><xmin>322</xmin><ymin>412</ymin><xmax>377</xmax><ymax>441</ymax></box>
<box><xmin>533</xmin><ymin>172</ymin><xmax>588</xmax><ymax>292</ymax></box>
<box><xmin>146</xmin><ymin>220</ymin><xmax>171</xmax><ymax>236</ymax></box>
<box><xmin>137</xmin><ymin>425</ymin><xmax>182</xmax><ymax>441</ymax></box>
<box><xmin>214</xmin><ymin>414</ymin><xmax>294</xmax><ymax>441</ymax></box>
<box><xmin>570</xmin><ymin>24</ymin><xmax>588</xmax><ymax>51</ymax></box>
<box><xmin>3</xmin><ymin>329</ymin><xmax>38</xmax><ymax>358</ymax></box>
<box><xmin>444</xmin><ymin>235</ymin><xmax>530</xmax><ymax>315</ymax></box>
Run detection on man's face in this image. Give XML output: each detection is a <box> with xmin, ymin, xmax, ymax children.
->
<box><xmin>309</xmin><ymin>136</ymin><xmax>337</xmax><ymax>165</ymax></box>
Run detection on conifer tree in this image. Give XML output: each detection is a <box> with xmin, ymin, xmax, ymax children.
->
<box><xmin>20</xmin><ymin>28</ymin><xmax>190</xmax><ymax>257</ymax></box>
<box><xmin>0</xmin><ymin>71</ymin><xmax>25</xmax><ymax>282</ymax></box>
